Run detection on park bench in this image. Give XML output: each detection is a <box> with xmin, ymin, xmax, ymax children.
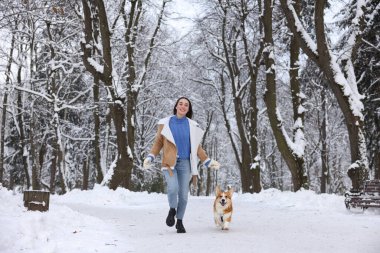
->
<box><xmin>345</xmin><ymin>179</ymin><xmax>380</xmax><ymax>210</ymax></box>
<box><xmin>23</xmin><ymin>190</ymin><xmax>50</xmax><ymax>212</ymax></box>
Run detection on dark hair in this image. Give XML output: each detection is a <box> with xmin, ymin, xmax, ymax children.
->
<box><xmin>173</xmin><ymin>97</ymin><xmax>193</xmax><ymax>119</ymax></box>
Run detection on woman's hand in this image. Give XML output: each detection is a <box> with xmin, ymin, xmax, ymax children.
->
<box><xmin>209</xmin><ymin>159</ymin><xmax>220</xmax><ymax>170</ymax></box>
<box><xmin>203</xmin><ymin>158</ymin><xmax>220</xmax><ymax>170</ymax></box>
<box><xmin>143</xmin><ymin>155</ymin><xmax>154</xmax><ymax>169</ymax></box>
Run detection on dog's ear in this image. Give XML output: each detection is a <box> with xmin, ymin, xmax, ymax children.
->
<box><xmin>228</xmin><ymin>186</ymin><xmax>234</xmax><ymax>195</ymax></box>
<box><xmin>215</xmin><ymin>185</ymin><xmax>221</xmax><ymax>196</ymax></box>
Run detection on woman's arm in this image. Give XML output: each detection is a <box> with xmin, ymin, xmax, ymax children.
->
<box><xmin>197</xmin><ymin>145</ymin><xmax>208</xmax><ymax>162</ymax></box>
<box><xmin>149</xmin><ymin>124</ymin><xmax>164</xmax><ymax>156</ymax></box>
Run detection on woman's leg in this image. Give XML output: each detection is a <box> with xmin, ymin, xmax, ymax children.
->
<box><xmin>163</xmin><ymin>169</ymin><xmax>178</xmax><ymax>209</ymax></box>
<box><xmin>175</xmin><ymin>159</ymin><xmax>191</xmax><ymax>220</ymax></box>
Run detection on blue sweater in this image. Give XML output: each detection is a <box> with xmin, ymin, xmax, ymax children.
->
<box><xmin>169</xmin><ymin>116</ymin><xmax>191</xmax><ymax>159</ymax></box>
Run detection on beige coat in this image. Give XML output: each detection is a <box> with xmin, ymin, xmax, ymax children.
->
<box><xmin>149</xmin><ymin>116</ymin><xmax>208</xmax><ymax>181</ymax></box>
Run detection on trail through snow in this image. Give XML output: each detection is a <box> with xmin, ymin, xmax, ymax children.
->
<box><xmin>1</xmin><ymin>186</ymin><xmax>379</xmax><ymax>253</ymax></box>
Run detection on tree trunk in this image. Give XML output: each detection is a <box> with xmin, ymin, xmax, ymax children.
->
<box><xmin>375</xmin><ymin>152</ymin><xmax>380</xmax><ymax>179</ymax></box>
<box><xmin>0</xmin><ymin>90</ymin><xmax>8</xmax><ymax>184</ymax></box>
<box><xmin>198</xmin><ymin>112</ymin><xmax>213</xmax><ymax>196</ymax></box>
<box><xmin>241</xmin><ymin>0</ymin><xmax>264</xmax><ymax>193</ymax></box>
<box><xmin>50</xmin><ymin>136</ymin><xmax>58</xmax><ymax>193</ymax></box>
<box><xmin>16</xmin><ymin>66</ymin><xmax>30</xmax><ymax>189</ymax></box>
<box><xmin>104</xmin><ymin>104</ymin><xmax>112</xmax><ymax>170</ymax></box>
<box><xmin>50</xmin><ymin>110</ymin><xmax>65</xmax><ymax>193</ymax></box>
<box><xmin>57</xmin><ymin>135</ymin><xmax>66</xmax><ymax>194</ymax></box>
<box><xmin>82</xmin><ymin>158</ymin><xmax>89</xmax><ymax>190</ymax></box>
<box><xmin>320</xmin><ymin>84</ymin><xmax>328</xmax><ymax>193</ymax></box>
<box><xmin>0</xmin><ymin>27</ymin><xmax>16</xmax><ymax>184</ymax></box>
<box><xmin>289</xmin><ymin>0</ymin><xmax>307</xmax><ymax>189</ymax></box>
<box><xmin>122</xmin><ymin>0</ymin><xmax>140</xmax><ymax>167</ymax></box>
<box><xmin>109</xmin><ymin>101</ymin><xmax>133</xmax><ymax>189</ymax></box>
<box><xmin>46</xmin><ymin>21</ymin><xmax>65</xmax><ymax>194</ymax></box>
<box><xmin>39</xmin><ymin>136</ymin><xmax>47</xmax><ymax>185</ymax></box>
<box><xmin>28</xmin><ymin>14</ymin><xmax>39</xmax><ymax>190</ymax></box>
<box><xmin>92</xmin><ymin>77</ymin><xmax>103</xmax><ymax>183</ymax></box>
<box><xmin>29</xmin><ymin>110</ymin><xmax>41</xmax><ymax>190</ymax></box>
<box><xmin>205</xmin><ymin>138</ymin><xmax>215</xmax><ymax>197</ymax></box>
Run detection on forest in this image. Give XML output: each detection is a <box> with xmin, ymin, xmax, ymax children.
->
<box><xmin>0</xmin><ymin>0</ymin><xmax>378</xmax><ymax>195</ymax></box>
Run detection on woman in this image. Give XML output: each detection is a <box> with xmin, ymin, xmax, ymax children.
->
<box><xmin>143</xmin><ymin>97</ymin><xmax>220</xmax><ymax>233</ymax></box>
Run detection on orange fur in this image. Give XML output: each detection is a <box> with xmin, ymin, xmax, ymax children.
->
<box><xmin>213</xmin><ymin>185</ymin><xmax>234</xmax><ymax>230</ymax></box>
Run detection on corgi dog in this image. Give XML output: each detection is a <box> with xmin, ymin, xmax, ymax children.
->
<box><xmin>213</xmin><ymin>185</ymin><xmax>234</xmax><ymax>230</ymax></box>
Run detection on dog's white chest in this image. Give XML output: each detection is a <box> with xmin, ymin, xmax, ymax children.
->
<box><xmin>215</xmin><ymin>208</ymin><xmax>227</xmax><ymax>222</ymax></box>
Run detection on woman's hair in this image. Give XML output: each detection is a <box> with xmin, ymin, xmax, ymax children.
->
<box><xmin>173</xmin><ymin>97</ymin><xmax>193</xmax><ymax>119</ymax></box>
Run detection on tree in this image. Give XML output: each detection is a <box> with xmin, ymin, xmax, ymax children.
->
<box><xmin>354</xmin><ymin>1</ymin><xmax>380</xmax><ymax>179</ymax></box>
<box><xmin>280</xmin><ymin>0</ymin><xmax>370</xmax><ymax>190</ymax></box>
<box><xmin>262</xmin><ymin>0</ymin><xmax>308</xmax><ymax>191</ymax></box>
<box><xmin>0</xmin><ymin>21</ymin><xmax>16</xmax><ymax>185</ymax></box>
<box><xmin>80</xmin><ymin>0</ymin><xmax>168</xmax><ymax>190</ymax></box>
<box><xmin>80</xmin><ymin>0</ymin><xmax>131</xmax><ymax>189</ymax></box>
<box><xmin>196</xmin><ymin>0</ymin><xmax>263</xmax><ymax>193</ymax></box>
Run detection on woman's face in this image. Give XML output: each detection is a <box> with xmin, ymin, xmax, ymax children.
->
<box><xmin>176</xmin><ymin>98</ymin><xmax>189</xmax><ymax>118</ymax></box>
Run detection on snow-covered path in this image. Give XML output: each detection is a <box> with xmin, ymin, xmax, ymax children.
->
<box><xmin>1</xmin><ymin>186</ymin><xmax>380</xmax><ymax>253</ymax></box>
<box><xmin>58</xmin><ymin>188</ymin><xmax>380</xmax><ymax>253</ymax></box>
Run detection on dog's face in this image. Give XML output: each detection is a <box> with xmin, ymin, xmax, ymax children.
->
<box><xmin>214</xmin><ymin>185</ymin><xmax>234</xmax><ymax>209</ymax></box>
<box><xmin>214</xmin><ymin>185</ymin><xmax>234</xmax><ymax>230</ymax></box>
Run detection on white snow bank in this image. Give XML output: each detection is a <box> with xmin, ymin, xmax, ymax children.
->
<box><xmin>0</xmin><ymin>186</ymin><xmax>133</xmax><ymax>253</ymax></box>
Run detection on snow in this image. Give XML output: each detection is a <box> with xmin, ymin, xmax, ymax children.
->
<box><xmin>100</xmin><ymin>158</ymin><xmax>116</xmax><ymax>186</ymax></box>
<box><xmin>1</xmin><ymin>185</ymin><xmax>379</xmax><ymax>253</ymax></box>
<box><xmin>87</xmin><ymin>57</ymin><xmax>104</xmax><ymax>73</ymax></box>
<box><xmin>286</xmin><ymin>1</ymin><xmax>317</xmax><ymax>55</ymax></box>
<box><xmin>276</xmin><ymin>108</ymin><xmax>305</xmax><ymax>157</ymax></box>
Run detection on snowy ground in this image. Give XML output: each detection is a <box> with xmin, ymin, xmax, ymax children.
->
<box><xmin>1</xmin><ymin>185</ymin><xmax>379</xmax><ymax>253</ymax></box>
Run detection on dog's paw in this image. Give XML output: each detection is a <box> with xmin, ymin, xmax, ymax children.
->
<box><xmin>222</xmin><ymin>223</ymin><xmax>230</xmax><ymax>230</ymax></box>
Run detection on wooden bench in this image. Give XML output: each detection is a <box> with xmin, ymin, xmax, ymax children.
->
<box><xmin>23</xmin><ymin>190</ymin><xmax>50</xmax><ymax>212</ymax></box>
<box><xmin>345</xmin><ymin>179</ymin><xmax>380</xmax><ymax>210</ymax></box>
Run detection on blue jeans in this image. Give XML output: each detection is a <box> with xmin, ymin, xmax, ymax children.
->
<box><xmin>163</xmin><ymin>159</ymin><xmax>191</xmax><ymax>220</ymax></box>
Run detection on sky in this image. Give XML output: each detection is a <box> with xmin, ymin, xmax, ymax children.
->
<box><xmin>165</xmin><ymin>0</ymin><xmax>203</xmax><ymax>36</ymax></box>
<box><xmin>1</xmin><ymin>185</ymin><xmax>379</xmax><ymax>253</ymax></box>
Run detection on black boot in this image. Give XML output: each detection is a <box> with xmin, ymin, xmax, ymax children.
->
<box><xmin>166</xmin><ymin>208</ymin><xmax>176</xmax><ymax>227</ymax></box>
<box><xmin>176</xmin><ymin>219</ymin><xmax>186</xmax><ymax>233</ymax></box>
